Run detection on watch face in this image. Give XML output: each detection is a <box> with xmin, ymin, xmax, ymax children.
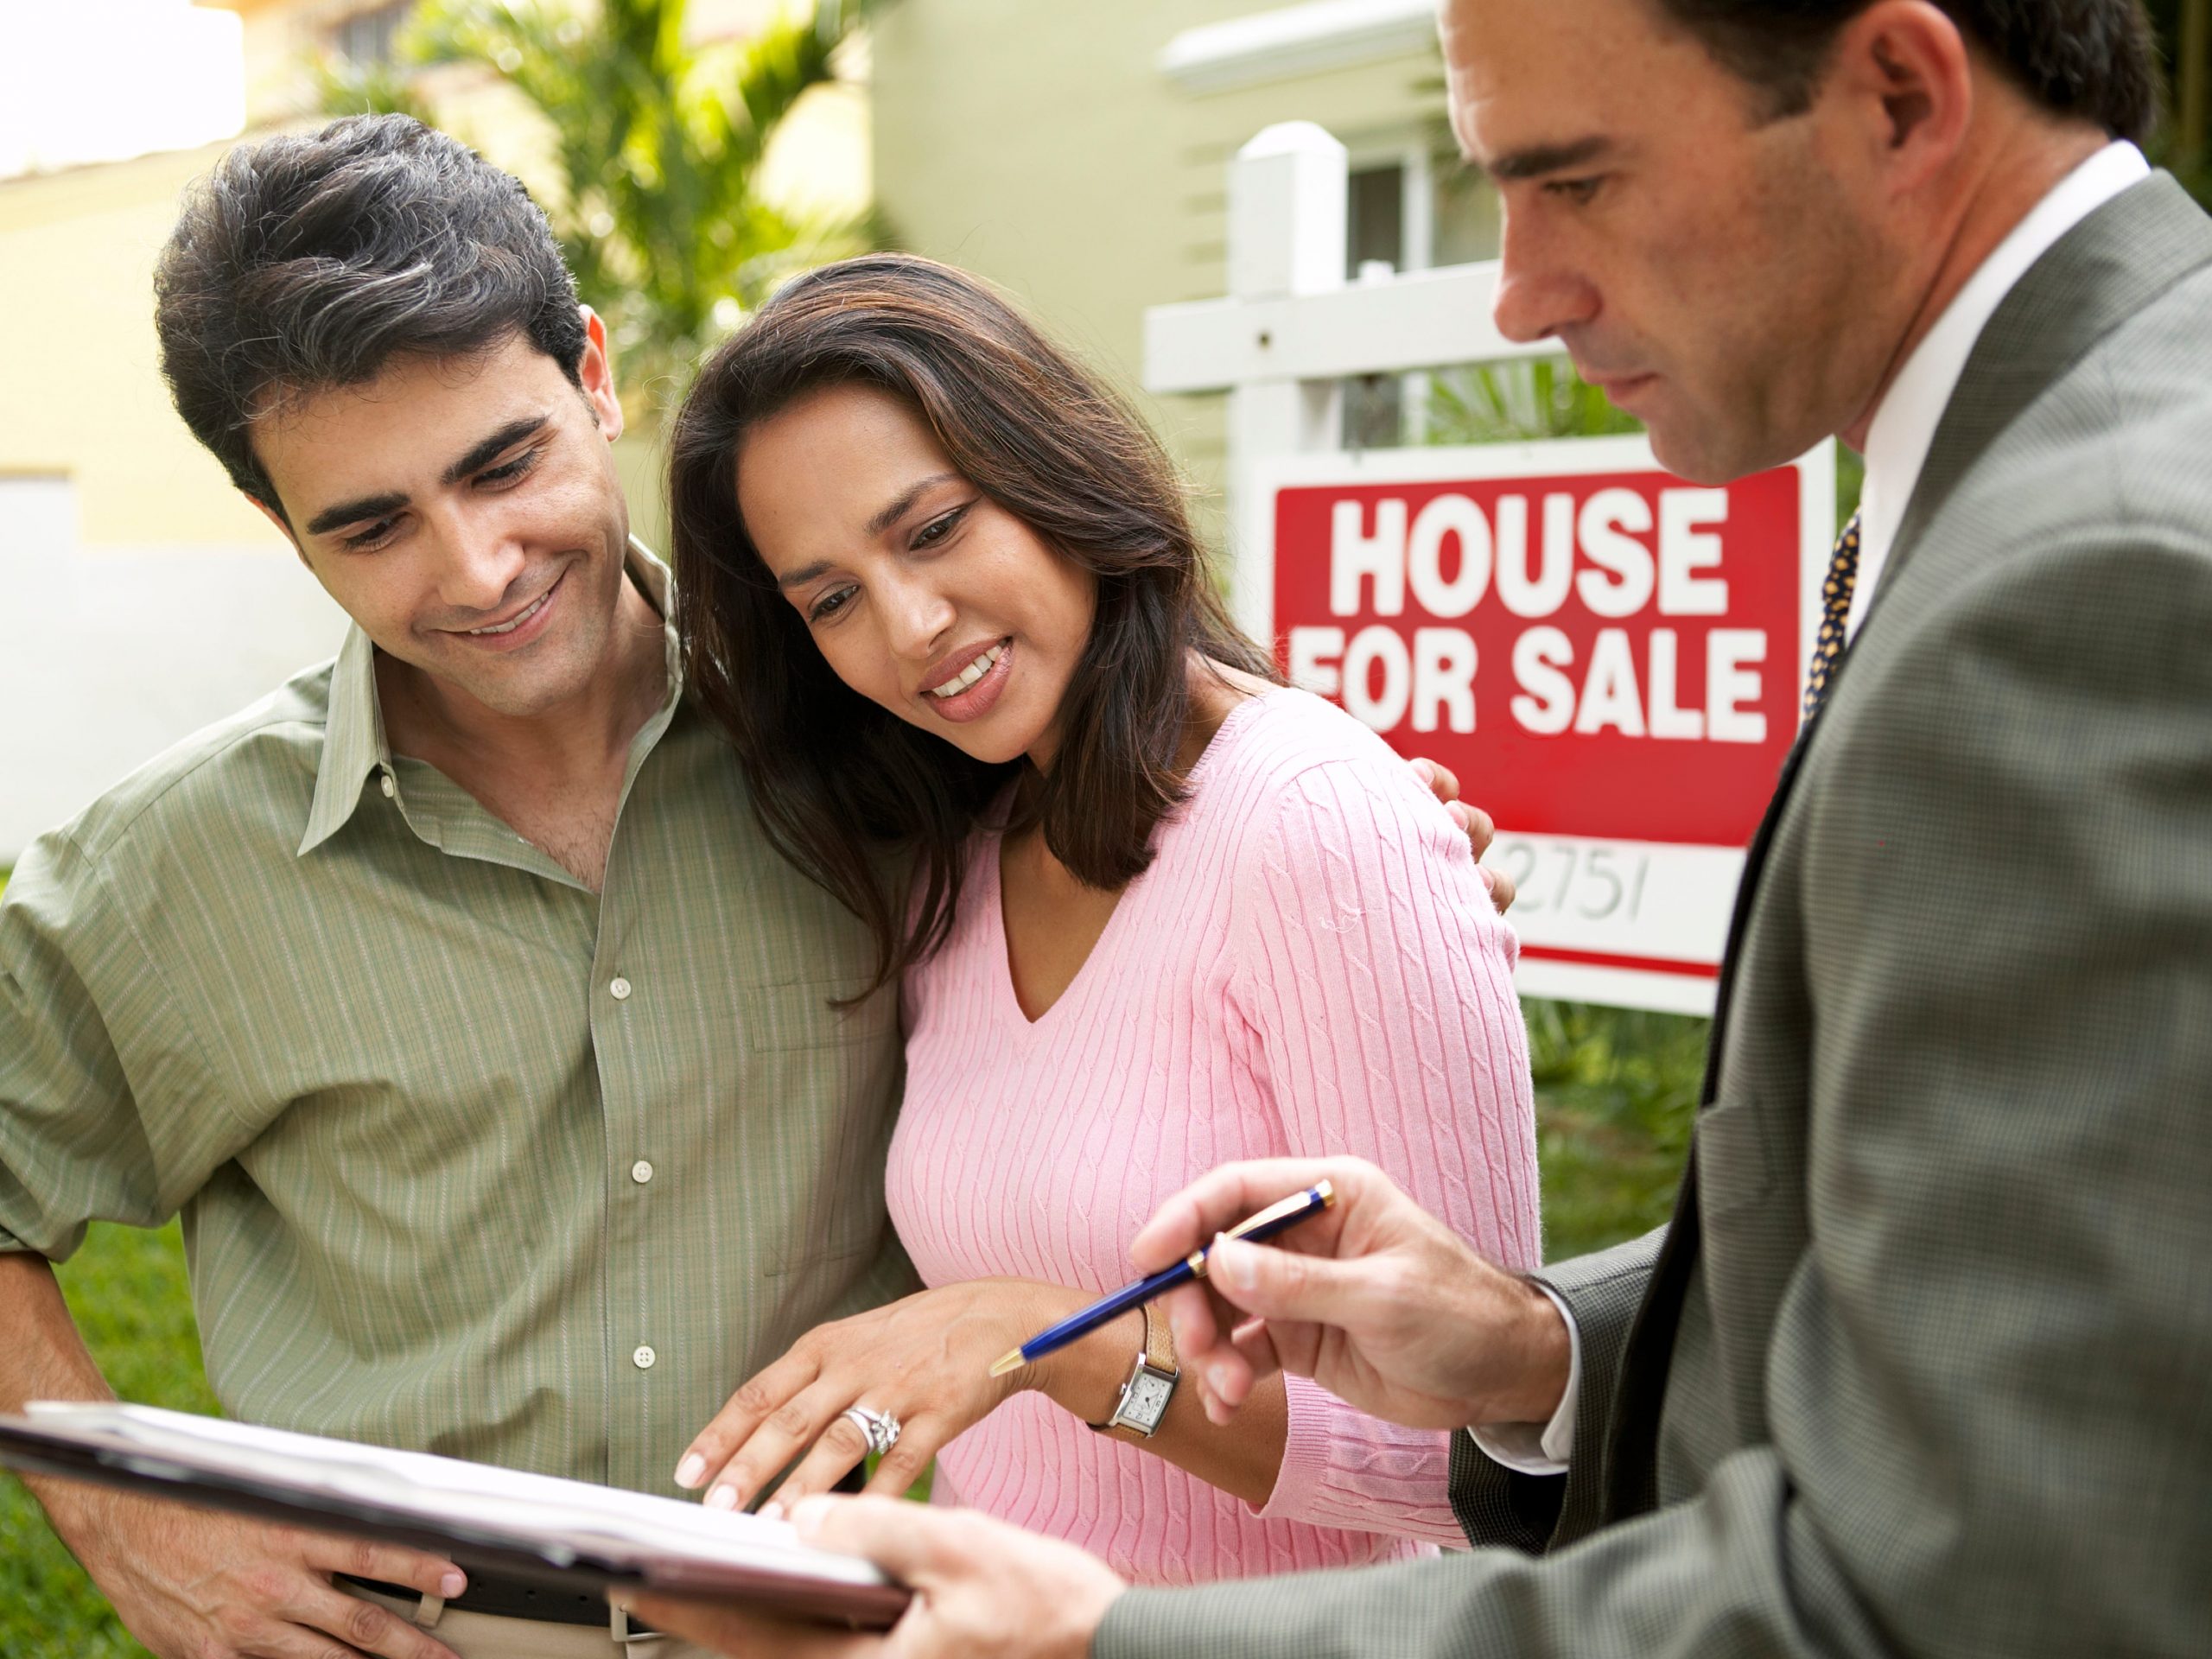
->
<box><xmin>1121</xmin><ymin>1370</ymin><xmax>1175</xmax><ymax>1429</ymax></box>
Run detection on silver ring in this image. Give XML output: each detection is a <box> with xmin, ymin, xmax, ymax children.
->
<box><xmin>840</xmin><ymin>1404</ymin><xmax>901</xmax><ymax>1458</ymax></box>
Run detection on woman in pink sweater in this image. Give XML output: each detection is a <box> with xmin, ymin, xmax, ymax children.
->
<box><xmin>664</xmin><ymin>255</ymin><xmax>1540</xmax><ymax>1586</ymax></box>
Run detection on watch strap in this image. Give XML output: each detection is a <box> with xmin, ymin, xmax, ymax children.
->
<box><xmin>1087</xmin><ymin>1302</ymin><xmax>1179</xmax><ymax>1437</ymax></box>
<box><xmin>1138</xmin><ymin>1299</ymin><xmax>1176</xmax><ymax>1376</ymax></box>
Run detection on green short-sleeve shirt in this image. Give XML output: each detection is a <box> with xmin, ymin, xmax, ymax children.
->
<box><xmin>0</xmin><ymin>546</ymin><xmax>912</xmax><ymax>1497</ymax></box>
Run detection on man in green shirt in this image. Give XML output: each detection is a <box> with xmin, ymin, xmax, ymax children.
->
<box><xmin>0</xmin><ymin>116</ymin><xmax>916</xmax><ymax>1659</ymax></box>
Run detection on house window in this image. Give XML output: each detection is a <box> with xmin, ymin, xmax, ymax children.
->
<box><xmin>333</xmin><ymin>2</ymin><xmax>414</xmax><ymax>67</ymax></box>
<box><xmin>1344</xmin><ymin>162</ymin><xmax>1410</xmax><ymax>449</ymax></box>
<box><xmin>1346</xmin><ymin>163</ymin><xmax>1406</xmax><ymax>278</ymax></box>
<box><xmin>1342</xmin><ymin>149</ymin><xmax>1503</xmax><ymax>448</ymax></box>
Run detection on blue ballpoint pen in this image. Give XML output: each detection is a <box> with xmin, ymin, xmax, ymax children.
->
<box><xmin>987</xmin><ymin>1179</ymin><xmax>1337</xmax><ymax>1377</ymax></box>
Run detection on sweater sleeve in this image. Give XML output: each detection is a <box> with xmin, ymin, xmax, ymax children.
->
<box><xmin>1227</xmin><ymin>753</ymin><xmax>1542</xmax><ymax>1545</ymax></box>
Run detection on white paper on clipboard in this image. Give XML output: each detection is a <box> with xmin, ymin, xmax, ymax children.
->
<box><xmin>1</xmin><ymin>1402</ymin><xmax>910</xmax><ymax>1628</ymax></box>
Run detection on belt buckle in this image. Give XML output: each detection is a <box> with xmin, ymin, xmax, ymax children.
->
<box><xmin>611</xmin><ymin>1604</ymin><xmax>664</xmax><ymax>1645</ymax></box>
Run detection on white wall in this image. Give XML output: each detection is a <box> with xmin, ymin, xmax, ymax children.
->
<box><xmin>1</xmin><ymin>477</ymin><xmax>347</xmax><ymax>862</ymax></box>
<box><xmin>0</xmin><ymin>2</ymin><xmax>244</xmax><ymax>179</ymax></box>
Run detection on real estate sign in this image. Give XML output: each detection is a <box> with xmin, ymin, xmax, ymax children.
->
<box><xmin>1254</xmin><ymin>435</ymin><xmax>1835</xmax><ymax>1014</ymax></box>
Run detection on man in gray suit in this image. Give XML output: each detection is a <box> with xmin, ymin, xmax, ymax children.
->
<box><xmin>624</xmin><ymin>0</ymin><xmax>2212</xmax><ymax>1654</ymax></box>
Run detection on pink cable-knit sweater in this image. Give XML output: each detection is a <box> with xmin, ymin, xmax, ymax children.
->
<box><xmin>888</xmin><ymin>688</ymin><xmax>1541</xmax><ymax>1586</ymax></box>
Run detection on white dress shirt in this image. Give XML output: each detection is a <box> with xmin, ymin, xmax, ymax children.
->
<box><xmin>1471</xmin><ymin>139</ymin><xmax>2152</xmax><ymax>1480</ymax></box>
<box><xmin>1849</xmin><ymin>140</ymin><xmax>2149</xmax><ymax>639</ymax></box>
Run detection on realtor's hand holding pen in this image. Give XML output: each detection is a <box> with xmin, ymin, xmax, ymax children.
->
<box><xmin>1128</xmin><ymin>1157</ymin><xmax>1573</xmax><ymax>1433</ymax></box>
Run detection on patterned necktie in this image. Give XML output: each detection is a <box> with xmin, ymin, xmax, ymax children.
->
<box><xmin>1802</xmin><ymin>510</ymin><xmax>1863</xmax><ymax>721</ymax></box>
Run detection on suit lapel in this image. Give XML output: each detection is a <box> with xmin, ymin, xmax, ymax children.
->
<box><xmin>1596</xmin><ymin>173</ymin><xmax>2212</xmax><ymax>1522</ymax></box>
<box><xmin>1598</xmin><ymin>710</ymin><xmax>1824</xmax><ymax>1518</ymax></box>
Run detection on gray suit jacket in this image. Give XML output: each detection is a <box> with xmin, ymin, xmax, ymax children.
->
<box><xmin>1098</xmin><ymin>174</ymin><xmax>2212</xmax><ymax>1656</ymax></box>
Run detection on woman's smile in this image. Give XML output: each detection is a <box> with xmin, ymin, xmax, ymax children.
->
<box><xmin>920</xmin><ymin>637</ymin><xmax>1015</xmax><ymax>722</ymax></box>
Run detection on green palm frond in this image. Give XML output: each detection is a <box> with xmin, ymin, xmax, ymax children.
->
<box><xmin>321</xmin><ymin>0</ymin><xmax>880</xmax><ymax>408</ymax></box>
<box><xmin>1423</xmin><ymin>359</ymin><xmax>1643</xmax><ymax>447</ymax></box>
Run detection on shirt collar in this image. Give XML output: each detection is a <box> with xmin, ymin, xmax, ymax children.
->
<box><xmin>298</xmin><ymin>537</ymin><xmax>679</xmax><ymax>856</ymax></box>
<box><xmin>1853</xmin><ymin>140</ymin><xmax>2150</xmax><ymax>632</ymax></box>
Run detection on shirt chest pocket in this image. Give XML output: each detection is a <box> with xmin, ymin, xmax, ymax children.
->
<box><xmin>730</xmin><ymin>979</ymin><xmax>904</xmax><ymax>1278</ymax></box>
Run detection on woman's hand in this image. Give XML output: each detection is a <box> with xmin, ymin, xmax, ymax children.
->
<box><xmin>676</xmin><ymin>1279</ymin><xmax>1092</xmax><ymax>1513</ymax></box>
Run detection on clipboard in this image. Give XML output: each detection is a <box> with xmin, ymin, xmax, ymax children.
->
<box><xmin>0</xmin><ymin>1402</ymin><xmax>912</xmax><ymax>1630</ymax></box>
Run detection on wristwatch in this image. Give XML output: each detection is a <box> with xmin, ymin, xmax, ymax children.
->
<box><xmin>1089</xmin><ymin>1301</ymin><xmax>1179</xmax><ymax>1440</ymax></box>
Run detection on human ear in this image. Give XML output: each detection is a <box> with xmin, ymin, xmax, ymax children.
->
<box><xmin>1829</xmin><ymin>0</ymin><xmax>1974</xmax><ymax>194</ymax></box>
<box><xmin>576</xmin><ymin>305</ymin><xmax>626</xmax><ymax>443</ymax></box>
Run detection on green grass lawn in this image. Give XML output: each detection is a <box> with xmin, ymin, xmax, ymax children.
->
<box><xmin>2</xmin><ymin>1002</ymin><xmax>1703</xmax><ymax>1656</ymax></box>
<box><xmin>3</xmin><ymin>1220</ymin><xmax>218</xmax><ymax>1659</ymax></box>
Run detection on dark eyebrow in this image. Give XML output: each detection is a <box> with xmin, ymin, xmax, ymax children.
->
<box><xmin>772</xmin><ymin>473</ymin><xmax>968</xmax><ymax>590</ymax></box>
<box><xmin>865</xmin><ymin>472</ymin><xmax>961</xmax><ymax>538</ymax></box>
<box><xmin>305</xmin><ymin>490</ymin><xmax>409</xmax><ymax>538</ymax></box>
<box><xmin>302</xmin><ymin>414</ymin><xmax>551</xmax><ymax>538</ymax></box>
<box><xmin>1482</xmin><ymin>136</ymin><xmax>1612</xmax><ymax>182</ymax></box>
<box><xmin>441</xmin><ymin>413</ymin><xmax>551</xmax><ymax>486</ymax></box>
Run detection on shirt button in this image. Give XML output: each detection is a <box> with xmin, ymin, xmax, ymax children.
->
<box><xmin>631</xmin><ymin>1160</ymin><xmax>654</xmax><ymax>1185</ymax></box>
<box><xmin>609</xmin><ymin>976</ymin><xmax>632</xmax><ymax>1001</ymax></box>
<box><xmin>632</xmin><ymin>1344</ymin><xmax>656</xmax><ymax>1370</ymax></box>
<box><xmin>379</xmin><ymin>773</ymin><xmax>396</xmax><ymax>798</ymax></box>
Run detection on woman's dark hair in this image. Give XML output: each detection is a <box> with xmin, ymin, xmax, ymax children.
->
<box><xmin>670</xmin><ymin>253</ymin><xmax>1280</xmax><ymax>996</ymax></box>
<box><xmin>154</xmin><ymin>114</ymin><xmax>587</xmax><ymax>516</ymax></box>
<box><xmin>1658</xmin><ymin>0</ymin><xmax>2162</xmax><ymax>143</ymax></box>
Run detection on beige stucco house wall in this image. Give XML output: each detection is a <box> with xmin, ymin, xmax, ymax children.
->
<box><xmin>1</xmin><ymin>137</ymin><xmax>283</xmax><ymax>549</ymax></box>
<box><xmin>869</xmin><ymin>0</ymin><xmax>1500</xmax><ymax>543</ymax></box>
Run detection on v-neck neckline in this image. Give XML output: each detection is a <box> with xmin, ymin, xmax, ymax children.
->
<box><xmin>982</xmin><ymin>687</ymin><xmax>1278</xmax><ymax>1031</ymax></box>
<box><xmin>984</xmin><ymin>834</ymin><xmax>1121</xmax><ymax>1031</ymax></box>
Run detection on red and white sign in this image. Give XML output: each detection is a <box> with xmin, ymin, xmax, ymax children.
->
<box><xmin>1252</xmin><ymin>435</ymin><xmax>1834</xmax><ymax>1014</ymax></box>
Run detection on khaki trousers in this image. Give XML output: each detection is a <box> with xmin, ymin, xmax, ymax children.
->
<box><xmin>346</xmin><ymin>1583</ymin><xmax>725</xmax><ymax>1659</ymax></box>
